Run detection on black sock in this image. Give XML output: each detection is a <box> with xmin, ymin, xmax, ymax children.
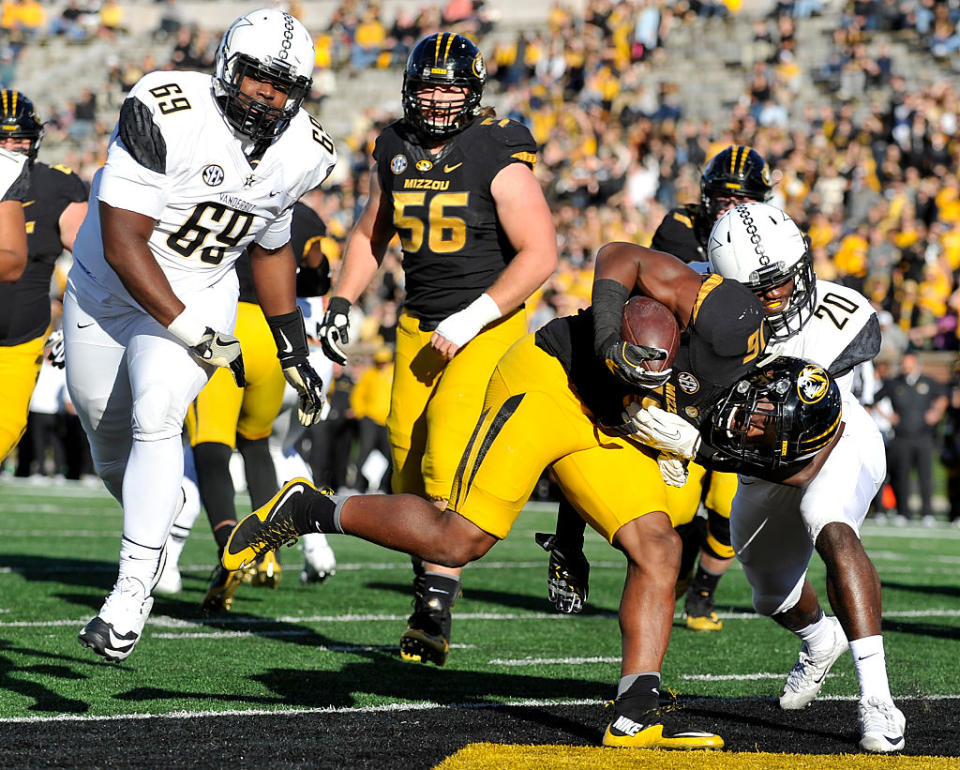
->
<box><xmin>421</xmin><ymin>572</ymin><xmax>461</xmax><ymax>607</ymax></box>
<box><xmin>292</xmin><ymin>487</ymin><xmax>340</xmax><ymax>534</ymax></box>
<box><xmin>616</xmin><ymin>673</ymin><xmax>661</xmax><ymax>717</ymax></box>
<box><xmin>690</xmin><ymin>564</ymin><xmax>722</xmax><ymax>597</ymax></box>
<box><xmin>555</xmin><ymin>497</ymin><xmax>586</xmax><ymax>552</ymax></box>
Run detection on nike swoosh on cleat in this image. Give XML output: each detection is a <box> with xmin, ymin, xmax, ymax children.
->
<box><xmin>883</xmin><ymin>735</ymin><xmax>903</xmax><ymax>745</ymax></box>
<box><xmin>272</xmin><ymin>485</ymin><xmax>303</xmax><ymax>519</ymax></box>
<box><xmin>107</xmin><ymin>629</ymin><xmax>136</xmax><ymax>652</ymax></box>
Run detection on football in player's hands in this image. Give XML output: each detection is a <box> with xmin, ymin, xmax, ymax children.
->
<box><xmin>620</xmin><ymin>296</ymin><xmax>680</xmax><ymax>374</ymax></box>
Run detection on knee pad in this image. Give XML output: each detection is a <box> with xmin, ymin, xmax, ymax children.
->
<box><xmin>132</xmin><ymin>387</ymin><xmax>181</xmax><ymax>440</ymax></box>
<box><xmin>702</xmin><ymin>507</ymin><xmax>733</xmax><ymax>560</ymax></box>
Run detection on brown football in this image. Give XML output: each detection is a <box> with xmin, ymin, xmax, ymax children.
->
<box><xmin>620</xmin><ymin>296</ymin><xmax>680</xmax><ymax>373</ymax></box>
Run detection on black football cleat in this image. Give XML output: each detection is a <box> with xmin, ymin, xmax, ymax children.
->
<box><xmin>222</xmin><ymin>478</ymin><xmax>324</xmax><ymax>571</ymax></box>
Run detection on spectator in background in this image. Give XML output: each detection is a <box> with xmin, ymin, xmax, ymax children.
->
<box><xmin>940</xmin><ymin>356</ymin><xmax>960</xmax><ymax>527</ymax></box>
<box><xmin>876</xmin><ymin>351</ymin><xmax>948</xmax><ymax>525</ymax></box>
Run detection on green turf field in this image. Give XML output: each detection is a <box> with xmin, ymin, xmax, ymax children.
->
<box><xmin>1</xmin><ymin>478</ymin><xmax>958</xmax><ymax>720</ymax></box>
<box><xmin>1</xmin><ymin>478</ymin><xmax>959</xmax><ymax>769</ymax></box>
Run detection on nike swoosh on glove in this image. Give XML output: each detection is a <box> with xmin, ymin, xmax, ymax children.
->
<box><xmin>317</xmin><ymin>296</ymin><xmax>351</xmax><ymax>365</ymax></box>
<box><xmin>603</xmin><ymin>338</ymin><xmax>671</xmax><ymax>389</ymax></box>
<box><xmin>192</xmin><ymin>329</ymin><xmax>245</xmax><ymax>387</ymax></box>
<box><xmin>283</xmin><ymin>360</ymin><xmax>326</xmax><ymax>426</ymax></box>
<box><xmin>625</xmin><ymin>403</ymin><xmax>701</xmax><ymax>460</ymax></box>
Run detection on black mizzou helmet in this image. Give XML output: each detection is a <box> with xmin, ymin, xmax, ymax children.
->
<box><xmin>0</xmin><ymin>90</ymin><xmax>43</xmax><ymax>162</ymax></box>
<box><xmin>705</xmin><ymin>356</ymin><xmax>841</xmax><ymax>472</ymax></box>
<box><xmin>402</xmin><ymin>33</ymin><xmax>485</xmax><ymax>139</ymax></box>
<box><xmin>700</xmin><ymin>145</ymin><xmax>773</xmax><ymax>223</ymax></box>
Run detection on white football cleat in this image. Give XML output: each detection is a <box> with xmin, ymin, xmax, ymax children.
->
<box><xmin>300</xmin><ymin>532</ymin><xmax>336</xmax><ymax>584</ymax></box>
<box><xmin>858</xmin><ymin>696</ymin><xmax>905</xmax><ymax>753</ymax></box>
<box><xmin>153</xmin><ymin>557</ymin><xmax>182</xmax><ymax>595</ymax></box>
<box><xmin>780</xmin><ymin>615</ymin><xmax>848</xmax><ymax>710</ymax></box>
<box><xmin>78</xmin><ymin>576</ymin><xmax>154</xmax><ymax>662</ymax></box>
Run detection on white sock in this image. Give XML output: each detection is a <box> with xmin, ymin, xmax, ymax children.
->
<box><xmin>849</xmin><ymin>635</ymin><xmax>892</xmax><ymax>702</ymax></box>
<box><xmin>795</xmin><ymin>611</ymin><xmax>836</xmax><ymax>655</ymax></box>
<box><xmin>118</xmin><ymin>436</ymin><xmax>185</xmax><ymax>590</ymax></box>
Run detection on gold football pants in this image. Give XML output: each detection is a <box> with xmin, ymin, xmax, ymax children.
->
<box><xmin>185</xmin><ymin>302</ymin><xmax>285</xmax><ymax>448</ymax></box>
<box><xmin>0</xmin><ymin>332</ymin><xmax>46</xmax><ymax>461</ymax></box>
<box><xmin>451</xmin><ymin>333</ymin><xmax>702</xmax><ymax>542</ymax></box>
<box><xmin>387</xmin><ymin>307</ymin><xmax>527</xmax><ymax>501</ymax></box>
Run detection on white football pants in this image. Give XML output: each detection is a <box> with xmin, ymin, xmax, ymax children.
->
<box><xmin>730</xmin><ymin>396</ymin><xmax>886</xmax><ymax>617</ymax></box>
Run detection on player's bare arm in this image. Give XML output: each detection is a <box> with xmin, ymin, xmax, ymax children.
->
<box><xmin>594</xmin><ymin>242</ymin><xmax>703</xmax><ymax>329</ymax></box>
<box><xmin>431</xmin><ymin>161</ymin><xmax>557</xmax><ymax>360</ymax></box>
<box><xmin>100</xmin><ymin>202</ymin><xmax>183</xmax><ymax>325</ymax></box>
<box><xmin>58</xmin><ymin>200</ymin><xmax>88</xmax><ymax>252</ymax></box>
<box><xmin>0</xmin><ymin>198</ymin><xmax>27</xmax><ymax>282</ymax></box>
<box><xmin>249</xmin><ymin>240</ymin><xmax>298</xmax><ymax>317</ymax></box>
<box><xmin>318</xmin><ymin>167</ymin><xmax>394</xmax><ymax>364</ymax></box>
<box><xmin>334</xmin><ymin>166</ymin><xmax>393</xmax><ymax>303</ymax></box>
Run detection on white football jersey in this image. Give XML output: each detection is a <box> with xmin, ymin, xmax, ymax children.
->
<box><xmin>72</xmin><ymin>70</ymin><xmax>337</xmax><ymax>308</ymax></box>
<box><xmin>0</xmin><ymin>146</ymin><xmax>27</xmax><ymax>201</ymax></box>
<box><xmin>763</xmin><ymin>279</ymin><xmax>879</xmax><ymax>396</ymax></box>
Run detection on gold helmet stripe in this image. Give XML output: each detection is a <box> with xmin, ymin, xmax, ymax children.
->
<box><xmin>738</xmin><ymin>145</ymin><xmax>748</xmax><ymax>175</ymax></box>
<box><xmin>729</xmin><ymin>145</ymin><xmax>738</xmax><ymax>175</ymax></box>
<box><xmin>1</xmin><ymin>90</ymin><xmax>7</xmax><ymax>116</ymax></box>
<box><xmin>443</xmin><ymin>32</ymin><xmax>455</xmax><ymax>64</ymax></box>
<box><xmin>11</xmin><ymin>89</ymin><xmax>16</xmax><ymax>116</ymax></box>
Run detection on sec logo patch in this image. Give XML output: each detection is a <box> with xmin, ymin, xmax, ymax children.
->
<box><xmin>391</xmin><ymin>154</ymin><xmax>408</xmax><ymax>174</ymax></box>
<box><xmin>201</xmin><ymin>164</ymin><xmax>224</xmax><ymax>187</ymax></box>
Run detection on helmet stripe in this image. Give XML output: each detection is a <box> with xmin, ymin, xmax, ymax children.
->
<box><xmin>729</xmin><ymin>146</ymin><xmax>738</xmax><ymax>175</ymax></box>
<box><xmin>443</xmin><ymin>32</ymin><xmax>455</xmax><ymax>64</ymax></box>
<box><xmin>434</xmin><ymin>33</ymin><xmax>443</xmax><ymax>66</ymax></box>
<box><xmin>11</xmin><ymin>90</ymin><xmax>16</xmax><ymax>115</ymax></box>
<box><xmin>737</xmin><ymin>145</ymin><xmax>747</xmax><ymax>175</ymax></box>
<box><xmin>1</xmin><ymin>90</ymin><xmax>7</xmax><ymax>116</ymax></box>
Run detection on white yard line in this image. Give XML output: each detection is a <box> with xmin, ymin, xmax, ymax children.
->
<box><xmin>0</xmin><ymin>693</ymin><xmax>956</xmax><ymax>725</ymax></box>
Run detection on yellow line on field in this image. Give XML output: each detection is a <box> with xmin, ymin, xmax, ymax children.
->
<box><xmin>435</xmin><ymin>745</ymin><xmax>951</xmax><ymax>769</ymax></box>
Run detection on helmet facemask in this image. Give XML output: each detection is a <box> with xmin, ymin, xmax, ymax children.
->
<box><xmin>402</xmin><ymin>78</ymin><xmax>478</xmax><ymax>137</ymax></box>
<box><xmin>748</xmin><ymin>248</ymin><xmax>817</xmax><ymax>342</ymax></box>
<box><xmin>706</xmin><ymin>359</ymin><xmax>841</xmax><ymax>472</ymax></box>
<box><xmin>218</xmin><ymin>53</ymin><xmax>310</xmax><ymax>143</ymax></box>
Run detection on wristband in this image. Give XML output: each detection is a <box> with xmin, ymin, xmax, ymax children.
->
<box><xmin>464</xmin><ymin>292</ymin><xmax>502</xmax><ymax>327</ymax></box>
<box><xmin>591</xmin><ymin>278</ymin><xmax>630</xmax><ymax>358</ymax></box>
<box><xmin>267</xmin><ymin>307</ymin><xmax>310</xmax><ymax>364</ymax></box>
<box><xmin>167</xmin><ymin>306</ymin><xmax>208</xmax><ymax>347</ymax></box>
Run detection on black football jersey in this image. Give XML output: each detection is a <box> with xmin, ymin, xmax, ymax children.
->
<box><xmin>373</xmin><ymin>116</ymin><xmax>537</xmax><ymax>328</ymax></box>
<box><xmin>535</xmin><ymin>275</ymin><xmax>769</xmax><ymax>427</ymax></box>
<box><xmin>0</xmin><ymin>160</ymin><xmax>87</xmax><ymax>346</ymax></box>
<box><xmin>650</xmin><ymin>203</ymin><xmax>712</xmax><ymax>263</ymax></box>
<box><xmin>236</xmin><ymin>201</ymin><xmax>328</xmax><ymax>303</ymax></box>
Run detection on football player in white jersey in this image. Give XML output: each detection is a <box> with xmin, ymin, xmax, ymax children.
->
<box><xmin>63</xmin><ymin>8</ymin><xmax>337</xmax><ymax>662</ymax></box>
<box><xmin>639</xmin><ymin>201</ymin><xmax>902</xmax><ymax>752</ymax></box>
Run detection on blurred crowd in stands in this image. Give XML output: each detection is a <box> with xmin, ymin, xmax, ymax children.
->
<box><xmin>5</xmin><ymin>0</ymin><xmax>960</xmax><ymax>523</ymax></box>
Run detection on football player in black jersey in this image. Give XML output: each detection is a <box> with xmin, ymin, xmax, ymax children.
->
<box><xmin>0</xmin><ymin>90</ymin><xmax>85</xmax><ymax>464</ymax></box>
<box><xmin>317</xmin><ymin>33</ymin><xmax>557</xmax><ymax>666</ymax></box>
<box><xmin>175</xmin><ymin>201</ymin><xmax>332</xmax><ymax>614</ymax></box>
<box><xmin>222</xmin><ymin>242</ymin><xmax>777</xmax><ymax>749</ymax></box>
<box><xmin>541</xmin><ymin>144</ymin><xmax>776</xmax><ymax>630</ymax></box>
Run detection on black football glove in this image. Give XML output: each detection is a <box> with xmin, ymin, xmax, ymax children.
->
<box><xmin>283</xmin><ymin>360</ymin><xmax>326</xmax><ymax>426</ymax></box>
<box><xmin>317</xmin><ymin>296</ymin><xmax>351</xmax><ymax>365</ymax></box>
<box><xmin>192</xmin><ymin>329</ymin><xmax>245</xmax><ymax>387</ymax></box>
<box><xmin>603</xmin><ymin>338</ymin><xmax>670</xmax><ymax>389</ymax></box>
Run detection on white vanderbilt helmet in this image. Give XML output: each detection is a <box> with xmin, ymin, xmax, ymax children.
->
<box><xmin>708</xmin><ymin>201</ymin><xmax>816</xmax><ymax>342</ymax></box>
<box><xmin>214</xmin><ymin>8</ymin><xmax>314</xmax><ymax>143</ymax></box>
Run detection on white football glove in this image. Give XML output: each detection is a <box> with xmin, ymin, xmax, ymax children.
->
<box><xmin>45</xmin><ymin>329</ymin><xmax>65</xmax><ymax>368</ymax></box>
<box><xmin>657</xmin><ymin>452</ymin><xmax>689</xmax><ymax>488</ymax></box>
<box><xmin>623</xmin><ymin>403</ymin><xmax>701</xmax><ymax>461</ymax></box>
